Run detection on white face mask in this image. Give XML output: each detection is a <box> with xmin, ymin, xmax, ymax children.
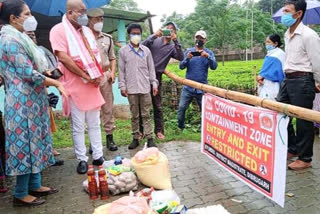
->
<box><xmin>130</xmin><ymin>34</ymin><xmax>141</xmax><ymax>45</ymax></box>
<box><xmin>22</xmin><ymin>16</ymin><xmax>38</xmax><ymax>32</ymax></box>
<box><xmin>93</xmin><ymin>22</ymin><xmax>103</xmax><ymax>32</ymax></box>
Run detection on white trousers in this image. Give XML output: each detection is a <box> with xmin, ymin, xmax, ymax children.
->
<box><xmin>70</xmin><ymin>99</ymin><xmax>103</xmax><ymax>162</ymax></box>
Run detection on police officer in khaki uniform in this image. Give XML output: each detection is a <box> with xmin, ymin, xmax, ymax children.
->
<box><xmin>87</xmin><ymin>8</ymin><xmax>118</xmax><ymax>151</ymax></box>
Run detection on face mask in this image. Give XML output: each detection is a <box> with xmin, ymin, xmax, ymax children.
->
<box><xmin>77</xmin><ymin>14</ymin><xmax>88</xmax><ymax>26</ymax></box>
<box><xmin>93</xmin><ymin>22</ymin><xmax>103</xmax><ymax>32</ymax></box>
<box><xmin>266</xmin><ymin>44</ymin><xmax>275</xmax><ymax>51</ymax></box>
<box><xmin>130</xmin><ymin>34</ymin><xmax>141</xmax><ymax>45</ymax></box>
<box><xmin>20</xmin><ymin>16</ymin><xmax>38</xmax><ymax>32</ymax></box>
<box><xmin>281</xmin><ymin>13</ymin><xmax>297</xmax><ymax>27</ymax></box>
<box><xmin>196</xmin><ymin>40</ymin><xmax>204</xmax><ymax>47</ymax></box>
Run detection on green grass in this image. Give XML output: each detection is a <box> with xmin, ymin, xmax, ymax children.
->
<box><xmin>52</xmin><ymin>111</ymin><xmax>201</xmax><ymax>149</ymax></box>
<box><xmin>165</xmin><ymin>59</ymin><xmax>264</xmax><ymax>90</ymax></box>
<box><xmin>53</xmin><ymin>59</ymin><xmax>264</xmax><ymax>149</ymax></box>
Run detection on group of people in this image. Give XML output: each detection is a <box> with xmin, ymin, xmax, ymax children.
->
<box><xmin>0</xmin><ymin>0</ymin><xmax>319</xmax><ymax>208</ymax></box>
<box><xmin>257</xmin><ymin>0</ymin><xmax>320</xmax><ymax>170</ymax></box>
<box><xmin>0</xmin><ymin>0</ymin><xmax>217</xmax><ymax>206</ymax></box>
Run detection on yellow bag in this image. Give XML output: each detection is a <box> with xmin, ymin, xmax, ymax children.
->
<box><xmin>132</xmin><ymin>152</ymin><xmax>172</xmax><ymax>190</ymax></box>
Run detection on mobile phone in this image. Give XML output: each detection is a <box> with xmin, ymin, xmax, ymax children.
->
<box><xmin>191</xmin><ymin>51</ymin><xmax>201</xmax><ymax>56</ymax></box>
<box><xmin>162</xmin><ymin>29</ymin><xmax>172</xmax><ymax>37</ymax></box>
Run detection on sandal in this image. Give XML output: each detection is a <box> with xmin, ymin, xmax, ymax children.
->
<box><xmin>52</xmin><ymin>150</ymin><xmax>60</xmax><ymax>156</ymax></box>
<box><xmin>156</xmin><ymin>132</ymin><xmax>165</xmax><ymax>140</ymax></box>
<box><xmin>29</xmin><ymin>187</ymin><xmax>59</xmax><ymax>197</ymax></box>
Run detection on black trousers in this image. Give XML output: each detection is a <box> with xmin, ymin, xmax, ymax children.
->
<box><xmin>276</xmin><ymin>74</ymin><xmax>315</xmax><ymax>162</ymax></box>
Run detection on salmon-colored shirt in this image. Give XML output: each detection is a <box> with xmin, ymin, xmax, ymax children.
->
<box><xmin>49</xmin><ymin>23</ymin><xmax>105</xmax><ymax>115</ymax></box>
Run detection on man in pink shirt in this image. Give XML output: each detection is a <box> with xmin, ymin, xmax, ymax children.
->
<box><xmin>49</xmin><ymin>0</ymin><xmax>105</xmax><ymax>174</ymax></box>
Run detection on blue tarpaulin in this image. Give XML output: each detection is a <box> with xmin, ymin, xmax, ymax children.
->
<box><xmin>25</xmin><ymin>0</ymin><xmax>111</xmax><ymax>16</ymax></box>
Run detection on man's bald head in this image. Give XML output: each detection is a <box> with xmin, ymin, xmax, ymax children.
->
<box><xmin>66</xmin><ymin>0</ymin><xmax>85</xmax><ymax>11</ymax></box>
<box><xmin>66</xmin><ymin>0</ymin><xmax>87</xmax><ymax>29</ymax></box>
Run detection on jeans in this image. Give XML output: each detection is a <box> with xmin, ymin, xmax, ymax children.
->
<box><xmin>276</xmin><ymin>74</ymin><xmax>315</xmax><ymax>162</ymax></box>
<box><xmin>14</xmin><ymin>173</ymin><xmax>41</xmax><ymax>199</ymax></box>
<box><xmin>177</xmin><ymin>88</ymin><xmax>203</xmax><ymax>129</ymax></box>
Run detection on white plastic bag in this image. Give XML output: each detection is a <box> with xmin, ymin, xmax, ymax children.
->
<box><xmin>150</xmin><ymin>190</ymin><xmax>180</xmax><ymax>205</ymax></box>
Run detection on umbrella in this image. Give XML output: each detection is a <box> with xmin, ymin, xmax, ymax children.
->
<box><xmin>272</xmin><ymin>0</ymin><xmax>320</xmax><ymax>25</ymax></box>
<box><xmin>24</xmin><ymin>0</ymin><xmax>111</xmax><ymax>16</ymax></box>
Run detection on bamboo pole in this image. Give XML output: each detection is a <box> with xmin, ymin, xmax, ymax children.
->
<box><xmin>253</xmin><ymin>66</ymin><xmax>257</xmax><ymax>95</ymax></box>
<box><xmin>164</xmin><ymin>70</ymin><xmax>320</xmax><ymax>123</ymax></box>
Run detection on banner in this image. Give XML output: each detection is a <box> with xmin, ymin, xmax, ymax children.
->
<box><xmin>201</xmin><ymin>94</ymin><xmax>289</xmax><ymax>207</ymax></box>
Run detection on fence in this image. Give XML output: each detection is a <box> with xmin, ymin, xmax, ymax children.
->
<box><xmin>163</xmin><ymin>70</ymin><xmax>320</xmax><ymax>124</ymax></box>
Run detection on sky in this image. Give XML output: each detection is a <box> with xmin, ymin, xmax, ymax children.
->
<box><xmin>135</xmin><ymin>0</ymin><xmax>197</xmax><ymax>30</ymax></box>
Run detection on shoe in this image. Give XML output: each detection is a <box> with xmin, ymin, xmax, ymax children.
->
<box><xmin>92</xmin><ymin>156</ymin><xmax>104</xmax><ymax>166</ymax></box>
<box><xmin>13</xmin><ymin>197</ymin><xmax>45</xmax><ymax>207</ymax></box>
<box><xmin>77</xmin><ymin>161</ymin><xmax>88</xmax><ymax>174</ymax></box>
<box><xmin>288</xmin><ymin>160</ymin><xmax>312</xmax><ymax>170</ymax></box>
<box><xmin>29</xmin><ymin>187</ymin><xmax>59</xmax><ymax>197</ymax></box>
<box><xmin>147</xmin><ymin>138</ymin><xmax>157</xmax><ymax>148</ymax></box>
<box><xmin>128</xmin><ymin>139</ymin><xmax>139</xmax><ymax>150</ymax></box>
<box><xmin>106</xmin><ymin>135</ymin><xmax>118</xmax><ymax>151</ymax></box>
<box><xmin>287</xmin><ymin>152</ymin><xmax>298</xmax><ymax>160</ymax></box>
<box><xmin>52</xmin><ymin>159</ymin><xmax>64</xmax><ymax>166</ymax></box>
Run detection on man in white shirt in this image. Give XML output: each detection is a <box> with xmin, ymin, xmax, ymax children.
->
<box><xmin>277</xmin><ymin>0</ymin><xmax>320</xmax><ymax>170</ymax></box>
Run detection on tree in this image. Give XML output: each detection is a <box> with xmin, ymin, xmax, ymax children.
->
<box><xmin>160</xmin><ymin>0</ymin><xmax>287</xmax><ymax>62</ymax></box>
<box><xmin>107</xmin><ymin>0</ymin><xmax>141</xmax><ymax>12</ymax></box>
<box><xmin>257</xmin><ymin>0</ymin><xmax>284</xmax><ymax>14</ymax></box>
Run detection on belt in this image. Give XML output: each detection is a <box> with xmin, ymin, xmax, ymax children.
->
<box><xmin>285</xmin><ymin>71</ymin><xmax>313</xmax><ymax>79</ymax></box>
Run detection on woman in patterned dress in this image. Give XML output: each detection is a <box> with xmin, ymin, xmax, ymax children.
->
<box><xmin>0</xmin><ymin>0</ymin><xmax>67</xmax><ymax>206</ymax></box>
<box><xmin>0</xmin><ymin>13</ymin><xmax>7</xmax><ymax>195</ymax></box>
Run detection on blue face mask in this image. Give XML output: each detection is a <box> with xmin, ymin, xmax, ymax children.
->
<box><xmin>266</xmin><ymin>44</ymin><xmax>275</xmax><ymax>51</ymax></box>
<box><xmin>281</xmin><ymin>13</ymin><xmax>297</xmax><ymax>27</ymax></box>
<box><xmin>77</xmin><ymin>14</ymin><xmax>88</xmax><ymax>26</ymax></box>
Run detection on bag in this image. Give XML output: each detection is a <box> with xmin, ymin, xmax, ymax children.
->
<box><xmin>134</xmin><ymin>147</ymin><xmax>160</xmax><ymax>164</ymax></box>
<box><xmin>83</xmin><ymin>171</ymin><xmax>138</xmax><ymax>195</ymax></box>
<box><xmin>93</xmin><ymin>203</ymin><xmax>112</xmax><ymax>214</ymax></box>
<box><xmin>93</xmin><ymin>202</ymin><xmax>157</xmax><ymax>214</ymax></box>
<box><xmin>109</xmin><ymin>196</ymin><xmax>149</xmax><ymax>214</ymax></box>
<box><xmin>44</xmin><ymin>68</ymin><xmax>63</xmax><ymax>80</ymax></box>
<box><xmin>132</xmin><ymin>152</ymin><xmax>172</xmax><ymax>190</ymax></box>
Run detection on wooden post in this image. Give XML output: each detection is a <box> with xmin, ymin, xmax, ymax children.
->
<box><xmin>164</xmin><ymin>70</ymin><xmax>320</xmax><ymax>123</ymax></box>
<box><xmin>147</xmin><ymin>11</ymin><xmax>154</xmax><ymax>35</ymax></box>
<box><xmin>253</xmin><ymin>65</ymin><xmax>257</xmax><ymax>95</ymax></box>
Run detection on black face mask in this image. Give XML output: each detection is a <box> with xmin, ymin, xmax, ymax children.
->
<box><xmin>196</xmin><ymin>40</ymin><xmax>204</xmax><ymax>47</ymax></box>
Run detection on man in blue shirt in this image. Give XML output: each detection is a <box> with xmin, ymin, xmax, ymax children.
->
<box><xmin>178</xmin><ymin>30</ymin><xmax>218</xmax><ymax>130</ymax></box>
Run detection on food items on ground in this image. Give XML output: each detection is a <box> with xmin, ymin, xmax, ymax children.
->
<box><xmin>132</xmin><ymin>152</ymin><xmax>172</xmax><ymax>190</ymax></box>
